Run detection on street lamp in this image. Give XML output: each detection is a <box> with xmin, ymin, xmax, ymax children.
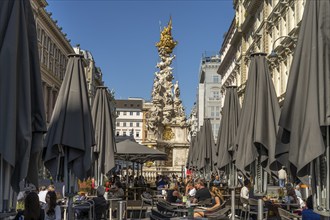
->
<box><xmin>268</xmin><ymin>36</ymin><xmax>298</xmax><ymax>59</ymax></box>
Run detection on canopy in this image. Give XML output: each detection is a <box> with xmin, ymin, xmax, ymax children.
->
<box><xmin>115</xmin><ymin>139</ymin><xmax>167</xmax><ymax>163</ymax></box>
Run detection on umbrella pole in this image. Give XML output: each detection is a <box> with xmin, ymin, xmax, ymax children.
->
<box><xmin>0</xmin><ymin>155</ymin><xmax>3</xmax><ymax>212</ymax></box>
<box><xmin>63</xmin><ymin>147</ymin><xmax>74</xmax><ymax>220</ymax></box>
<box><xmin>229</xmin><ymin>162</ymin><xmax>237</xmax><ymax>220</ymax></box>
<box><xmin>326</xmin><ymin>126</ymin><xmax>329</xmax><ymax>215</ymax></box>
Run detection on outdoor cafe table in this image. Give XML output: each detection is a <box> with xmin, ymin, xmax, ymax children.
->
<box><xmin>128</xmin><ymin>186</ymin><xmax>146</xmax><ymax>200</ymax></box>
<box><xmin>107</xmin><ymin>197</ymin><xmax>122</xmax><ymax>220</ymax></box>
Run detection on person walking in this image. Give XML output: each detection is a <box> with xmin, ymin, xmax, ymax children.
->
<box><xmin>278</xmin><ymin>166</ymin><xmax>287</xmax><ymax>188</ymax></box>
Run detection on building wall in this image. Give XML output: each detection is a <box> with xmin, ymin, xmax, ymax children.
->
<box><xmin>31</xmin><ymin>0</ymin><xmax>74</xmax><ymax>123</ymax></box>
<box><xmin>218</xmin><ymin>0</ymin><xmax>306</xmax><ymax>105</ymax></box>
<box><xmin>197</xmin><ymin>55</ymin><xmax>221</xmax><ymax>140</ymax></box>
<box><xmin>115</xmin><ymin>98</ymin><xmax>144</xmax><ymax>144</ymax></box>
<box><xmin>31</xmin><ymin>0</ymin><xmax>106</xmax><ymax>124</ymax></box>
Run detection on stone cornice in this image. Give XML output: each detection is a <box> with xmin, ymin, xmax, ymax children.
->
<box><xmin>40</xmin><ymin>64</ymin><xmax>62</xmax><ymax>87</ymax></box>
<box><xmin>217</xmin><ymin>45</ymin><xmax>236</xmax><ymax>76</ymax></box>
<box><xmin>35</xmin><ymin>7</ymin><xmax>73</xmax><ymax>53</ymax></box>
<box><xmin>219</xmin><ymin>18</ymin><xmax>236</xmax><ymax>55</ymax></box>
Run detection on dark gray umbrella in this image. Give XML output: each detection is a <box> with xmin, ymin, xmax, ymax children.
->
<box><xmin>43</xmin><ymin>54</ymin><xmax>95</xmax><ymax>219</ymax></box>
<box><xmin>215</xmin><ymin>86</ymin><xmax>240</xmax><ymax>220</ymax></box>
<box><xmin>216</xmin><ymin>86</ymin><xmax>240</xmax><ymax>170</ymax></box>
<box><xmin>190</xmin><ymin>130</ymin><xmax>203</xmax><ymax>171</ymax></box>
<box><xmin>234</xmin><ymin>53</ymin><xmax>280</xmax><ymax>175</ymax></box>
<box><xmin>186</xmin><ymin>135</ymin><xmax>196</xmax><ymax>170</ymax></box>
<box><xmin>0</xmin><ymin>0</ymin><xmax>47</xmax><ymax>212</ymax></box>
<box><xmin>277</xmin><ymin>0</ymin><xmax>330</xmax><ymax>216</ymax></box>
<box><xmin>115</xmin><ymin>139</ymin><xmax>167</xmax><ymax>163</ymax></box>
<box><xmin>91</xmin><ymin>87</ymin><xmax>116</xmax><ymax>185</ymax></box>
<box><xmin>234</xmin><ymin>53</ymin><xmax>280</xmax><ymax>219</ymax></box>
<box><xmin>197</xmin><ymin>118</ymin><xmax>215</xmax><ymax>176</ymax></box>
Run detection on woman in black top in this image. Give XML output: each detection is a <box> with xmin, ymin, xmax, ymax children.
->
<box><xmin>166</xmin><ymin>183</ymin><xmax>182</xmax><ymax>203</ymax></box>
<box><xmin>15</xmin><ymin>192</ymin><xmax>44</xmax><ymax>220</ymax></box>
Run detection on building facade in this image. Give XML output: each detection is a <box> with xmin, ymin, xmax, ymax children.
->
<box><xmin>197</xmin><ymin>54</ymin><xmax>222</xmax><ymax>141</ymax></box>
<box><xmin>31</xmin><ymin>0</ymin><xmax>106</xmax><ymax>123</ymax></box>
<box><xmin>31</xmin><ymin>0</ymin><xmax>74</xmax><ymax>123</ymax></box>
<box><xmin>218</xmin><ymin>0</ymin><xmax>306</xmax><ymax>105</ymax></box>
<box><xmin>115</xmin><ymin>98</ymin><xmax>144</xmax><ymax>144</ymax></box>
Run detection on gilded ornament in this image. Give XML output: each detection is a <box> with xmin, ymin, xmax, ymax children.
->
<box><xmin>156</xmin><ymin>18</ymin><xmax>178</xmax><ymax>55</ymax></box>
<box><xmin>163</xmin><ymin>126</ymin><xmax>174</xmax><ymax>140</ymax></box>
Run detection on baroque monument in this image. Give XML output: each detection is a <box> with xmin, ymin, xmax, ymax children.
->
<box><xmin>143</xmin><ymin>18</ymin><xmax>190</xmax><ymax>176</ymax></box>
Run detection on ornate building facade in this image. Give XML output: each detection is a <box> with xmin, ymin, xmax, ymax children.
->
<box><xmin>142</xmin><ymin>19</ymin><xmax>190</xmax><ymax>176</ymax></box>
<box><xmin>31</xmin><ymin>0</ymin><xmax>74</xmax><ymax>123</ymax></box>
<box><xmin>31</xmin><ymin>0</ymin><xmax>105</xmax><ymax>123</ymax></box>
<box><xmin>218</xmin><ymin>0</ymin><xmax>306</xmax><ymax>105</ymax></box>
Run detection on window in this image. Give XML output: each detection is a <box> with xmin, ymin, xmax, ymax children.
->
<box><xmin>116</xmin><ymin>122</ymin><xmax>120</xmax><ymax>127</ymax></box>
<box><xmin>210</xmin><ymin>90</ymin><xmax>220</xmax><ymax>100</ymax></box>
<box><xmin>130</xmin><ymin>112</ymin><xmax>133</xmax><ymax>116</ymax></box>
<box><xmin>210</xmin><ymin>106</ymin><xmax>220</xmax><ymax>117</ymax></box>
<box><xmin>212</xmin><ymin>75</ymin><xmax>219</xmax><ymax>83</ymax></box>
<box><xmin>123</xmin><ymin>131</ymin><xmax>127</xmax><ymax>136</ymax></box>
<box><xmin>123</xmin><ymin>112</ymin><xmax>127</xmax><ymax>115</ymax></box>
<box><xmin>116</xmin><ymin>131</ymin><xmax>119</xmax><ymax>136</ymax></box>
<box><xmin>117</xmin><ymin>111</ymin><xmax>120</xmax><ymax>115</ymax></box>
<box><xmin>130</xmin><ymin>122</ymin><xmax>133</xmax><ymax>127</ymax></box>
<box><xmin>136</xmin><ymin>112</ymin><xmax>140</xmax><ymax>116</ymax></box>
<box><xmin>136</xmin><ymin>122</ymin><xmax>140</xmax><ymax>127</ymax></box>
<box><xmin>123</xmin><ymin>122</ymin><xmax>126</xmax><ymax>127</ymax></box>
<box><xmin>136</xmin><ymin>132</ymin><xmax>140</xmax><ymax>138</ymax></box>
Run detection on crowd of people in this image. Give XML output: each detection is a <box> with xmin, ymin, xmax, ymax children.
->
<box><xmin>14</xmin><ymin>169</ymin><xmax>322</xmax><ymax>220</ymax></box>
<box><xmin>239</xmin><ymin>170</ymin><xmax>321</xmax><ymax>220</ymax></box>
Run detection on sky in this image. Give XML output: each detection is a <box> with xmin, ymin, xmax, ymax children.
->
<box><xmin>47</xmin><ymin>0</ymin><xmax>235</xmax><ymax>115</ymax></box>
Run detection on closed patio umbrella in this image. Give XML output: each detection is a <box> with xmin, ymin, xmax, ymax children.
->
<box><xmin>277</xmin><ymin>0</ymin><xmax>330</xmax><ymax>217</ymax></box>
<box><xmin>0</xmin><ymin>0</ymin><xmax>47</xmax><ymax>212</ymax></box>
<box><xmin>186</xmin><ymin>135</ymin><xmax>197</xmax><ymax>170</ymax></box>
<box><xmin>91</xmin><ymin>86</ymin><xmax>116</xmax><ymax>186</ymax></box>
<box><xmin>215</xmin><ymin>86</ymin><xmax>240</xmax><ymax>220</ymax></box>
<box><xmin>216</xmin><ymin>86</ymin><xmax>240</xmax><ymax>172</ymax></box>
<box><xmin>43</xmin><ymin>54</ymin><xmax>95</xmax><ymax>219</ymax></box>
<box><xmin>234</xmin><ymin>53</ymin><xmax>280</xmax><ymax>220</ymax></box>
<box><xmin>197</xmin><ymin>118</ymin><xmax>215</xmax><ymax>178</ymax></box>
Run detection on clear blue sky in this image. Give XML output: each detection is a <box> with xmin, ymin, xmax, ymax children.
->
<box><xmin>47</xmin><ymin>0</ymin><xmax>235</xmax><ymax>115</ymax></box>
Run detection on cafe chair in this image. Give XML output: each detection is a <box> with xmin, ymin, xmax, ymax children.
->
<box><xmin>198</xmin><ymin>198</ymin><xmax>213</xmax><ymax>207</ymax></box>
<box><xmin>150</xmin><ymin>209</ymin><xmax>171</xmax><ymax>220</ymax></box>
<box><xmin>139</xmin><ymin>192</ymin><xmax>154</xmax><ymax>219</ymax></box>
<box><xmin>239</xmin><ymin>197</ymin><xmax>249</xmax><ymax>220</ymax></box>
<box><xmin>247</xmin><ymin>198</ymin><xmax>268</xmax><ymax>220</ymax></box>
<box><xmin>278</xmin><ymin>207</ymin><xmax>302</xmax><ymax>220</ymax></box>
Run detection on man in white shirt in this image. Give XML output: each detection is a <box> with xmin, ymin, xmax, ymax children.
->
<box><xmin>240</xmin><ymin>179</ymin><xmax>250</xmax><ymax>207</ymax></box>
<box><xmin>278</xmin><ymin>166</ymin><xmax>287</xmax><ymax>188</ymax></box>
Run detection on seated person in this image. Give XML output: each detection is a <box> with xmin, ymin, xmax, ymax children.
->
<box><xmin>213</xmin><ymin>175</ymin><xmax>221</xmax><ymax>187</ymax></box>
<box><xmin>302</xmin><ymin>195</ymin><xmax>320</xmax><ymax>220</ymax></box>
<box><xmin>15</xmin><ymin>192</ymin><xmax>45</xmax><ymax>220</ymax></box>
<box><xmin>93</xmin><ymin>186</ymin><xmax>107</xmax><ymax>219</ymax></box>
<box><xmin>194</xmin><ymin>186</ymin><xmax>224</xmax><ymax>217</ymax></box>
<box><xmin>192</xmin><ymin>179</ymin><xmax>211</xmax><ymax>204</ymax></box>
<box><xmin>44</xmin><ymin>191</ymin><xmax>61</xmax><ymax>220</ymax></box>
<box><xmin>109</xmin><ymin>181</ymin><xmax>125</xmax><ymax>198</ymax></box>
<box><xmin>166</xmin><ymin>183</ymin><xmax>182</xmax><ymax>203</ymax></box>
<box><xmin>185</xmin><ymin>182</ymin><xmax>196</xmax><ymax>199</ymax></box>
